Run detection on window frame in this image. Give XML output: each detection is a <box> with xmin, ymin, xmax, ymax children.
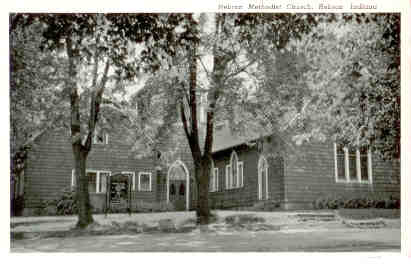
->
<box><xmin>138</xmin><ymin>172</ymin><xmax>152</xmax><ymax>192</ymax></box>
<box><xmin>214</xmin><ymin>167</ymin><xmax>219</xmax><ymax>191</ymax></box>
<box><xmin>226</xmin><ymin>151</ymin><xmax>243</xmax><ymax>189</ymax></box>
<box><xmin>92</xmin><ymin>128</ymin><xmax>109</xmax><ymax>145</ymax></box>
<box><xmin>257</xmin><ymin>155</ymin><xmax>269</xmax><ymax>200</ymax></box>
<box><xmin>334</xmin><ymin>143</ymin><xmax>372</xmax><ymax>184</ymax></box>
<box><xmin>71</xmin><ymin>169</ymin><xmax>111</xmax><ymax>193</ymax></box>
<box><xmin>209</xmin><ymin>160</ymin><xmax>219</xmax><ymax>192</ymax></box>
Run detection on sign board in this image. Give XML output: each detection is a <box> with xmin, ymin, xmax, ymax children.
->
<box><xmin>106</xmin><ymin>173</ymin><xmax>131</xmax><ymax>214</ymax></box>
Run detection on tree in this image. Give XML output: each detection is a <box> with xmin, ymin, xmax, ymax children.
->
<box><xmin>135</xmin><ymin>13</ymin><xmax>322</xmax><ymax>224</ymax></box>
<box><xmin>288</xmin><ymin>14</ymin><xmax>400</xmax><ymax>160</ymax></box>
<box><xmin>10</xmin><ymin>16</ymin><xmax>70</xmax><ymax>215</ymax></box>
<box><xmin>12</xmin><ymin>13</ymin><xmax>182</xmax><ymax>228</ymax></box>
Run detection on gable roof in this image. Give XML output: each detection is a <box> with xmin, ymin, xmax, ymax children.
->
<box><xmin>212</xmin><ymin>125</ymin><xmax>272</xmax><ymax>153</ymax></box>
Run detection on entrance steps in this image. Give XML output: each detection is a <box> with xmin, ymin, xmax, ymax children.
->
<box><xmin>294</xmin><ymin>213</ymin><xmax>337</xmax><ymax>222</ymax></box>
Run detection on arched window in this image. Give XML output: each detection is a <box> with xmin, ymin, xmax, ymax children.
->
<box><xmin>209</xmin><ymin>160</ymin><xmax>219</xmax><ymax>192</ymax></box>
<box><xmin>231</xmin><ymin>152</ymin><xmax>238</xmax><ymax>187</ymax></box>
<box><xmin>258</xmin><ymin>155</ymin><xmax>269</xmax><ymax>200</ymax></box>
<box><xmin>226</xmin><ymin>151</ymin><xmax>243</xmax><ymax>189</ymax></box>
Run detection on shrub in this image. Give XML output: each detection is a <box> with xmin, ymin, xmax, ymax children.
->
<box><xmin>55</xmin><ymin>188</ymin><xmax>77</xmax><ymax>215</ymax></box>
<box><xmin>225</xmin><ymin>214</ymin><xmax>265</xmax><ymax>225</ymax></box>
<box><xmin>313</xmin><ymin>195</ymin><xmax>400</xmax><ymax>210</ymax></box>
<box><xmin>33</xmin><ymin>198</ymin><xmax>58</xmax><ymax>216</ymax></box>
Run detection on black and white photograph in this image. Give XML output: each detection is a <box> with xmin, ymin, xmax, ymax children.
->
<box><xmin>7</xmin><ymin>1</ymin><xmax>408</xmax><ymax>257</ymax></box>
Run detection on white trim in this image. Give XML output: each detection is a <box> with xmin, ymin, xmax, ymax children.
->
<box><xmin>265</xmin><ymin>163</ymin><xmax>269</xmax><ymax>200</ymax></box>
<box><xmin>344</xmin><ymin>147</ymin><xmax>349</xmax><ymax>181</ymax></box>
<box><xmin>71</xmin><ymin>169</ymin><xmax>76</xmax><ymax>187</ymax></box>
<box><xmin>166</xmin><ymin>160</ymin><xmax>190</xmax><ymax>211</ymax></box>
<box><xmin>138</xmin><ymin>172</ymin><xmax>152</xmax><ymax>192</ymax></box>
<box><xmin>82</xmin><ymin>169</ymin><xmax>111</xmax><ymax>193</ymax></box>
<box><xmin>92</xmin><ymin>129</ymin><xmax>109</xmax><ymax>145</ymax></box>
<box><xmin>334</xmin><ymin>144</ymin><xmax>372</xmax><ymax>184</ymax></box>
<box><xmin>97</xmin><ymin>170</ymin><xmax>111</xmax><ymax>193</ymax></box>
<box><xmin>227</xmin><ymin>150</ymin><xmax>243</xmax><ymax>189</ymax></box>
<box><xmin>98</xmin><ymin>171</ymin><xmax>110</xmax><ymax>193</ymax></box>
<box><xmin>356</xmin><ymin>149</ymin><xmax>361</xmax><ymax>182</ymax></box>
<box><xmin>368</xmin><ymin>150</ymin><xmax>373</xmax><ymax>184</ymax></box>
<box><xmin>258</xmin><ymin>155</ymin><xmax>269</xmax><ymax>200</ymax></box>
<box><xmin>209</xmin><ymin>160</ymin><xmax>219</xmax><ymax>192</ymax></box>
<box><xmin>214</xmin><ymin>168</ymin><xmax>219</xmax><ymax>191</ymax></box>
<box><xmin>71</xmin><ymin>169</ymin><xmax>112</xmax><ymax>192</ymax></box>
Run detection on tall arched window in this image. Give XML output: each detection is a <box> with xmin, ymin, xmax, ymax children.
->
<box><xmin>258</xmin><ymin>155</ymin><xmax>269</xmax><ymax>200</ymax></box>
<box><xmin>226</xmin><ymin>151</ymin><xmax>243</xmax><ymax>189</ymax></box>
<box><xmin>209</xmin><ymin>160</ymin><xmax>219</xmax><ymax>192</ymax></box>
<box><xmin>231</xmin><ymin>152</ymin><xmax>238</xmax><ymax>187</ymax></box>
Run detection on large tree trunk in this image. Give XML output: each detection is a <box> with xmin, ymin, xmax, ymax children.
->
<box><xmin>73</xmin><ymin>146</ymin><xmax>94</xmax><ymax>228</ymax></box>
<box><xmin>195</xmin><ymin>158</ymin><xmax>211</xmax><ymax>225</ymax></box>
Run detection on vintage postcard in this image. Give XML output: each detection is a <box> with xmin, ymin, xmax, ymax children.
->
<box><xmin>5</xmin><ymin>0</ymin><xmax>410</xmax><ymax>262</ymax></box>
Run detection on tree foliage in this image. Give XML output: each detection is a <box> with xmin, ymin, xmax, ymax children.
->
<box><xmin>289</xmin><ymin>13</ymin><xmax>400</xmax><ymax>160</ymax></box>
<box><xmin>133</xmin><ymin>13</ymin><xmax>323</xmax><ymax>224</ymax></box>
<box><xmin>10</xmin><ymin>17</ymin><xmax>69</xmax><ymax>178</ymax></box>
<box><xmin>10</xmin><ymin>13</ymin><xmax>185</xmax><ymax>228</ymax></box>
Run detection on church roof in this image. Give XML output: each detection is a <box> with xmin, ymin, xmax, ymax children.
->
<box><xmin>212</xmin><ymin>124</ymin><xmax>272</xmax><ymax>153</ymax></box>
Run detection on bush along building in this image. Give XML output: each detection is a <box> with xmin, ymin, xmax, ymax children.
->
<box><xmin>11</xmin><ymin>115</ymin><xmax>400</xmax><ymax>216</ymax></box>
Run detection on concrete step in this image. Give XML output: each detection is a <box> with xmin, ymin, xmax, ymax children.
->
<box><xmin>342</xmin><ymin>220</ymin><xmax>387</xmax><ymax>229</ymax></box>
<box><xmin>295</xmin><ymin>213</ymin><xmax>337</xmax><ymax>222</ymax></box>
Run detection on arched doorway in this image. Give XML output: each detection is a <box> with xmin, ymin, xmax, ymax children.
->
<box><xmin>167</xmin><ymin>160</ymin><xmax>190</xmax><ymax>211</ymax></box>
<box><xmin>258</xmin><ymin>155</ymin><xmax>269</xmax><ymax>200</ymax></box>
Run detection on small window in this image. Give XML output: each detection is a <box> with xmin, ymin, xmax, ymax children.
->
<box><xmin>93</xmin><ymin>127</ymin><xmax>108</xmax><ymax>144</ymax></box>
<box><xmin>138</xmin><ymin>172</ymin><xmax>152</xmax><ymax>191</ymax></box>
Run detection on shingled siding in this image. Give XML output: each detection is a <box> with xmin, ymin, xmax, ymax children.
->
<box><xmin>209</xmin><ymin>145</ymin><xmax>258</xmax><ymax>208</ymax></box>
<box><xmin>267</xmin><ymin>155</ymin><xmax>285</xmax><ymax>204</ymax></box>
<box><xmin>23</xmin><ymin>130</ymin><xmax>157</xmax><ymax>214</ymax></box>
<box><xmin>153</xmin><ymin>127</ymin><xmax>196</xmax><ymax>209</ymax></box>
<box><xmin>283</xmin><ymin>141</ymin><xmax>401</xmax><ymax>209</ymax></box>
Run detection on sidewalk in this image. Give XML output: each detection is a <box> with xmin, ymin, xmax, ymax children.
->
<box><xmin>11</xmin><ymin>210</ymin><xmax>400</xmax><ymax>235</ymax></box>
